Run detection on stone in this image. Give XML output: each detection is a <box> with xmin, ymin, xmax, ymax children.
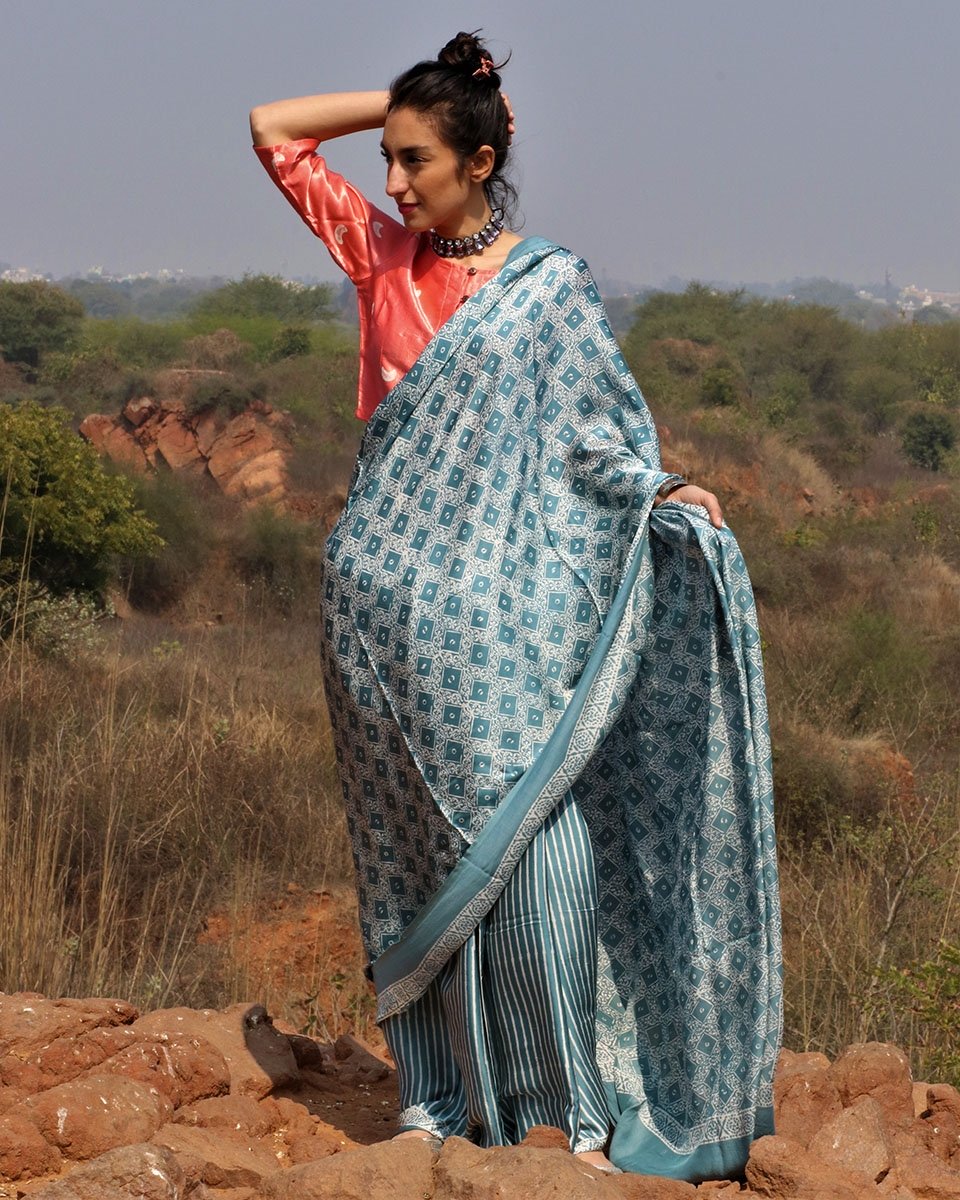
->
<box><xmin>0</xmin><ymin>1026</ymin><xmax>140</xmax><ymax>1094</ymax></box>
<box><xmin>258</xmin><ymin>1136</ymin><xmax>437</xmax><ymax>1200</ymax></box>
<box><xmin>98</xmin><ymin>1034</ymin><xmax>230</xmax><ymax>1108</ymax></box>
<box><xmin>173</xmin><ymin>1094</ymin><xmax>279</xmax><ymax>1138</ymax></box>
<box><xmin>519</xmin><ymin>1124</ymin><xmax>570</xmax><ymax>1150</ymax></box>
<box><xmin>0</xmin><ymin>1110</ymin><xmax>63</xmax><ymax>1181</ymax></box>
<box><xmin>133</xmin><ymin>1005</ymin><xmax>298</xmax><ymax>1099</ymax></box>
<box><xmin>26</xmin><ymin>1143</ymin><xmax>186</xmax><ymax>1199</ymax></box>
<box><xmin>23</xmin><ymin>1073</ymin><xmax>172</xmax><ymax>1160</ymax></box>
<box><xmin>154</xmin><ymin>414</ymin><xmax>206</xmax><ymax>473</ymax></box>
<box><xmin>122</xmin><ymin>396</ymin><xmax>157</xmax><ymax>427</ymax></box>
<box><xmin>332</xmin><ymin>1034</ymin><xmax>391</xmax><ymax>1084</ymax></box>
<box><xmin>891</xmin><ymin>1129</ymin><xmax>960</xmax><ymax>1198</ymax></box>
<box><xmin>808</xmin><ymin>1097</ymin><xmax>893</xmax><ymax>1184</ymax></box>
<box><xmin>774</xmin><ymin>1050</ymin><xmax>843</xmax><ymax>1148</ymax></box>
<box><xmin>150</xmin><ymin>1123</ymin><xmax>281</xmax><ymax>1188</ymax></box>
<box><xmin>0</xmin><ymin>994</ymin><xmax>137</xmax><ymax>1064</ymax></box>
<box><xmin>745</xmin><ymin>1134</ymin><xmax>867</xmax><ymax>1199</ymax></box>
<box><xmin>829</xmin><ymin>1044</ymin><xmax>915</xmax><ymax>1129</ymax></box>
<box><xmin>286</xmin><ymin>1123</ymin><xmax>356</xmax><ymax>1164</ymax></box>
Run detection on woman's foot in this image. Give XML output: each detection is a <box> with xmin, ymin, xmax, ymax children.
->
<box><xmin>392</xmin><ymin>1128</ymin><xmax>444</xmax><ymax>1150</ymax></box>
<box><xmin>575</xmin><ymin>1149</ymin><xmax>623</xmax><ymax>1174</ymax></box>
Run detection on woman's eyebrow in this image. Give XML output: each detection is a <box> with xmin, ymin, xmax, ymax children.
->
<box><xmin>379</xmin><ymin>140</ymin><xmax>433</xmax><ymax>154</ymax></box>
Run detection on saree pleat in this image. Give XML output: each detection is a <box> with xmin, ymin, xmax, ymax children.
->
<box><xmin>321</xmin><ymin>237</ymin><xmax>781</xmax><ymax>1178</ymax></box>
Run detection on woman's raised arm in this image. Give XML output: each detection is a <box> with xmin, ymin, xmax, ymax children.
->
<box><xmin>249</xmin><ymin>91</ymin><xmax>389</xmax><ymax>147</ymax></box>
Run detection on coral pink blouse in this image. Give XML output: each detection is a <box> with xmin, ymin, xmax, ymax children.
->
<box><xmin>254</xmin><ymin>138</ymin><xmax>498</xmax><ymax>421</ymax></box>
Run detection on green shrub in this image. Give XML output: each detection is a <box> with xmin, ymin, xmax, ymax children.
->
<box><xmin>270</xmin><ymin>326</ymin><xmax>312</xmax><ymax>361</ymax></box>
<box><xmin>902</xmin><ymin>409</ymin><xmax>956</xmax><ymax>471</ymax></box>
<box><xmin>0</xmin><ymin>281</ymin><xmax>84</xmax><ymax>368</ymax></box>
<box><xmin>230</xmin><ymin>505</ymin><xmax>318</xmax><ymax>613</ymax></box>
<box><xmin>0</xmin><ymin>400</ymin><xmax>160</xmax><ymax>595</ymax></box>
<box><xmin>185</xmin><ymin>376</ymin><xmax>267</xmax><ymax>419</ymax></box>
<box><xmin>124</xmin><ymin>474</ymin><xmax>217</xmax><ymax>610</ymax></box>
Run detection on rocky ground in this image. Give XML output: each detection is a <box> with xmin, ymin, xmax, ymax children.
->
<box><xmin>1</xmin><ymin>994</ymin><xmax>960</xmax><ymax>1199</ymax></box>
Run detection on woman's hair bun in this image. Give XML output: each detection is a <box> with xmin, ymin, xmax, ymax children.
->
<box><xmin>437</xmin><ymin>31</ymin><xmax>502</xmax><ymax>85</ymax></box>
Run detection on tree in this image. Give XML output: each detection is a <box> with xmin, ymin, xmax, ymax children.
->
<box><xmin>0</xmin><ymin>400</ymin><xmax>161</xmax><ymax>593</ymax></box>
<box><xmin>901</xmin><ymin>409</ymin><xmax>956</xmax><ymax>471</ymax></box>
<box><xmin>191</xmin><ymin>274</ymin><xmax>334</xmax><ymax>323</ymax></box>
<box><xmin>0</xmin><ymin>281</ymin><xmax>84</xmax><ymax>367</ymax></box>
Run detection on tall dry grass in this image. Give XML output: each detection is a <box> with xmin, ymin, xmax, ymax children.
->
<box><xmin>0</xmin><ymin>588</ymin><xmax>354</xmax><ymax>1018</ymax></box>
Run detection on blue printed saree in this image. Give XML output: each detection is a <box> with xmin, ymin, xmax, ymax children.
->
<box><xmin>319</xmin><ymin>237</ymin><xmax>782</xmax><ymax>1179</ymax></box>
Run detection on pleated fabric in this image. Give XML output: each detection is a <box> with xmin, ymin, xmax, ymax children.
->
<box><xmin>381</xmin><ymin>793</ymin><xmax>611</xmax><ymax>1152</ymax></box>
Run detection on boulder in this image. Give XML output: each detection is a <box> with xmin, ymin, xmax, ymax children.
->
<box><xmin>0</xmin><ymin>995</ymin><xmax>137</xmax><ymax>1066</ymax></box>
<box><xmin>745</xmin><ymin>1134</ymin><xmax>868</xmax><ymax>1199</ymax></box>
<box><xmin>26</xmin><ymin>1143</ymin><xmax>186</xmax><ymax>1200</ymax></box>
<box><xmin>150</xmin><ymin>1122</ymin><xmax>281</xmax><ymax>1188</ymax></box>
<box><xmin>774</xmin><ymin>1049</ymin><xmax>843</xmax><ymax>1148</ymax></box>
<box><xmin>133</xmin><ymin>1004</ymin><xmax>298</xmax><ymax>1099</ymax></box>
<box><xmin>808</xmin><ymin>1096</ymin><xmax>893</xmax><ymax>1184</ymax></box>
<box><xmin>258</xmin><ymin>1136</ymin><xmax>437</xmax><ymax>1200</ymax></box>
<box><xmin>829</xmin><ymin>1044</ymin><xmax>915</xmax><ymax>1129</ymax></box>
<box><xmin>0</xmin><ymin>1110</ymin><xmax>63</xmax><ymax>1181</ymax></box>
<box><xmin>172</xmin><ymin>1094</ymin><xmax>280</xmax><ymax>1139</ymax></box>
<box><xmin>22</xmin><ymin>1073</ymin><xmax>173</xmax><ymax>1161</ymax></box>
<box><xmin>891</xmin><ymin>1127</ymin><xmax>960</xmax><ymax>1198</ymax></box>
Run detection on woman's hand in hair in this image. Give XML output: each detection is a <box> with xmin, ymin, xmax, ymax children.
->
<box><xmin>502</xmin><ymin>92</ymin><xmax>515</xmax><ymax>143</ymax></box>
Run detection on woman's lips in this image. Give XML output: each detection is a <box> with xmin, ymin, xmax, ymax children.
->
<box><xmin>397</xmin><ymin>203</ymin><xmax>418</xmax><ymax>216</ymax></box>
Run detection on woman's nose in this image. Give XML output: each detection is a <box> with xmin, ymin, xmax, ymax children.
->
<box><xmin>385</xmin><ymin>163</ymin><xmax>407</xmax><ymax>197</ymax></box>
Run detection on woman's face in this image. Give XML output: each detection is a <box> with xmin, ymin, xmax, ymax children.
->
<box><xmin>382</xmin><ymin>107</ymin><xmax>489</xmax><ymax>238</ymax></box>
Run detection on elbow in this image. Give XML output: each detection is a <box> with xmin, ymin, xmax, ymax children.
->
<box><xmin>249</xmin><ymin>104</ymin><xmax>281</xmax><ymax>146</ymax></box>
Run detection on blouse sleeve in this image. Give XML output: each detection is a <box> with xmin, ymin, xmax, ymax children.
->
<box><xmin>253</xmin><ymin>138</ymin><xmax>408</xmax><ymax>286</ymax></box>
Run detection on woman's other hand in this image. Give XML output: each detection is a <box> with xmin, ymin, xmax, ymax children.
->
<box><xmin>656</xmin><ymin>484</ymin><xmax>724</xmax><ymax>529</ymax></box>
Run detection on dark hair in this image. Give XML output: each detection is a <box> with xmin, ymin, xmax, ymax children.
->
<box><xmin>387</xmin><ymin>31</ymin><xmax>517</xmax><ymax>221</ymax></box>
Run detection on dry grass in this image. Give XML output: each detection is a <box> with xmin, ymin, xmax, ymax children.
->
<box><xmin>0</xmin><ymin>595</ymin><xmax>354</xmax><ymax>1018</ymax></box>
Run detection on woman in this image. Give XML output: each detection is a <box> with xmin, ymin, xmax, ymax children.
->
<box><xmin>250</xmin><ymin>32</ymin><xmax>781</xmax><ymax>1180</ymax></box>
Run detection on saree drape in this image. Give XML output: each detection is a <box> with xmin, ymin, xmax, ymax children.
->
<box><xmin>320</xmin><ymin>237</ymin><xmax>782</xmax><ymax>1179</ymax></box>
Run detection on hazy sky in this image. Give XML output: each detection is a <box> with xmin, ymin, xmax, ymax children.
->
<box><xmin>4</xmin><ymin>0</ymin><xmax>959</xmax><ymax>289</ymax></box>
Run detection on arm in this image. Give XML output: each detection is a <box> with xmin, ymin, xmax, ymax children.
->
<box><xmin>249</xmin><ymin>90</ymin><xmax>389</xmax><ymax>147</ymax></box>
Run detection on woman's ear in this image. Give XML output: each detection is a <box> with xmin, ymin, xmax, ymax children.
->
<box><xmin>467</xmin><ymin>145</ymin><xmax>495</xmax><ymax>183</ymax></box>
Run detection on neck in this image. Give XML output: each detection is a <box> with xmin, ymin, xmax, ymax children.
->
<box><xmin>433</xmin><ymin>192</ymin><xmax>492</xmax><ymax>240</ymax></box>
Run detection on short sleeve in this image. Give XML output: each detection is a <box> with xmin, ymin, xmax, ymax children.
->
<box><xmin>254</xmin><ymin>138</ymin><xmax>409</xmax><ymax>286</ymax></box>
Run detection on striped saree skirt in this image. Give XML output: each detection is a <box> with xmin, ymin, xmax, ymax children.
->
<box><xmin>381</xmin><ymin>792</ymin><xmax>611</xmax><ymax>1153</ymax></box>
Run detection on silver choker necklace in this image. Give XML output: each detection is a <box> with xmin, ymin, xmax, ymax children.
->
<box><xmin>430</xmin><ymin>212</ymin><xmax>504</xmax><ymax>258</ymax></box>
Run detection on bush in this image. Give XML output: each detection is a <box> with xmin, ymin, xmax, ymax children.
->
<box><xmin>185</xmin><ymin>375</ymin><xmax>267</xmax><ymax>419</ymax></box>
<box><xmin>270</xmin><ymin>325</ymin><xmax>312</xmax><ymax>361</ymax></box>
<box><xmin>0</xmin><ymin>281</ymin><xmax>85</xmax><ymax>368</ymax></box>
<box><xmin>230</xmin><ymin>505</ymin><xmax>319</xmax><ymax>613</ymax></box>
<box><xmin>191</xmin><ymin>275</ymin><xmax>334</xmax><ymax>324</ymax></box>
<box><xmin>124</xmin><ymin>474</ymin><xmax>217</xmax><ymax>610</ymax></box>
<box><xmin>902</xmin><ymin>409</ymin><xmax>956</xmax><ymax>471</ymax></box>
<box><xmin>0</xmin><ymin>400</ymin><xmax>160</xmax><ymax>595</ymax></box>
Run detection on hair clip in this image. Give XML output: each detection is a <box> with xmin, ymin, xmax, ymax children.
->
<box><xmin>472</xmin><ymin>57</ymin><xmax>493</xmax><ymax>78</ymax></box>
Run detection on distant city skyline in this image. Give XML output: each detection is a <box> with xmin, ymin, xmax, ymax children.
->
<box><xmin>4</xmin><ymin>1</ymin><xmax>960</xmax><ymax>290</ymax></box>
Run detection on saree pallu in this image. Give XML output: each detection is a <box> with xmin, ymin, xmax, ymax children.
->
<box><xmin>320</xmin><ymin>237</ymin><xmax>782</xmax><ymax>1180</ymax></box>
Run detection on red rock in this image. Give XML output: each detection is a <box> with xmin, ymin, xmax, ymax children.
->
<box><xmin>23</xmin><ymin>1073</ymin><xmax>172</xmax><ymax>1160</ymax></box>
<box><xmin>153</xmin><ymin>414</ymin><xmax>205</xmax><ymax>473</ymax></box>
<box><xmin>0</xmin><ymin>1087</ymin><xmax>26</xmax><ymax>1115</ymax></box>
<box><xmin>830</xmin><ymin>1044</ymin><xmax>916</xmax><ymax>1129</ymax></box>
<box><xmin>519</xmin><ymin>1124</ymin><xmax>570</xmax><ymax>1150</ymax></box>
<box><xmin>332</xmin><ymin>1034</ymin><xmax>391</xmax><ymax>1084</ymax></box>
<box><xmin>272</xmin><ymin>1095</ymin><xmax>320</xmax><ymax>1141</ymax></box>
<box><xmin>0</xmin><ymin>1110</ymin><xmax>62</xmax><ymax>1181</ymax></box>
<box><xmin>99</xmin><ymin>1034</ymin><xmax>229</xmax><ymax>1108</ymax></box>
<box><xmin>808</xmin><ymin>1097</ymin><xmax>893</xmax><ymax>1184</ymax></box>
<box><xmin>774</xmin><ymin>1050</ymin><xmax>843</xmax><ymax>1148</ymax></box>
<box><xmin>150</xmin><ymin>1123</ymin><xmax>280</xmax><ymax>1188</ymax></box>
<box><xmin>921</xmin><ymin>1086</ymin><xmax>960</xmax><ymax>1165</ymax></box>
<box><xmin>286</xmin><ymin>1123</ymin><xmax>356</xmax><ymax>1165</ymax></box>
<box><xmin>133</xmin><ymin>1004</ymin><xmax>298</xmax><ymax>1099</ymax></box>
<box><xmin>0</xmin><ymin>995</ymin><xmax>138</xmax><ymax>1064</ymax></box>
<box><xmin>745</xmin><ymin>1134</ymin><xmax>866</xmax><ymax>1199</ymax></box>
<box><xmin>891</xmin><ymin>1128</ymin><xmax>960</xmax><ymax>1198</ymax></box>
<box><xmin>258</xmin><ymin>1137</ymin><xmax>436</xmax><ymax>1200</ymax></box>
<box><xmin>25</xmin><ymin>1143</ymin><xmax>186</xmax><ymax>1199</ymax></box>
<box><xmin>172</xmin><ymin>1094</ymin><xmax>278</xmax><ymax>1138</ymax></box>
<box><xmin>122</xmin><ymin>396</ymin><xmax>157</xmax><ymax>427</ymax></box>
